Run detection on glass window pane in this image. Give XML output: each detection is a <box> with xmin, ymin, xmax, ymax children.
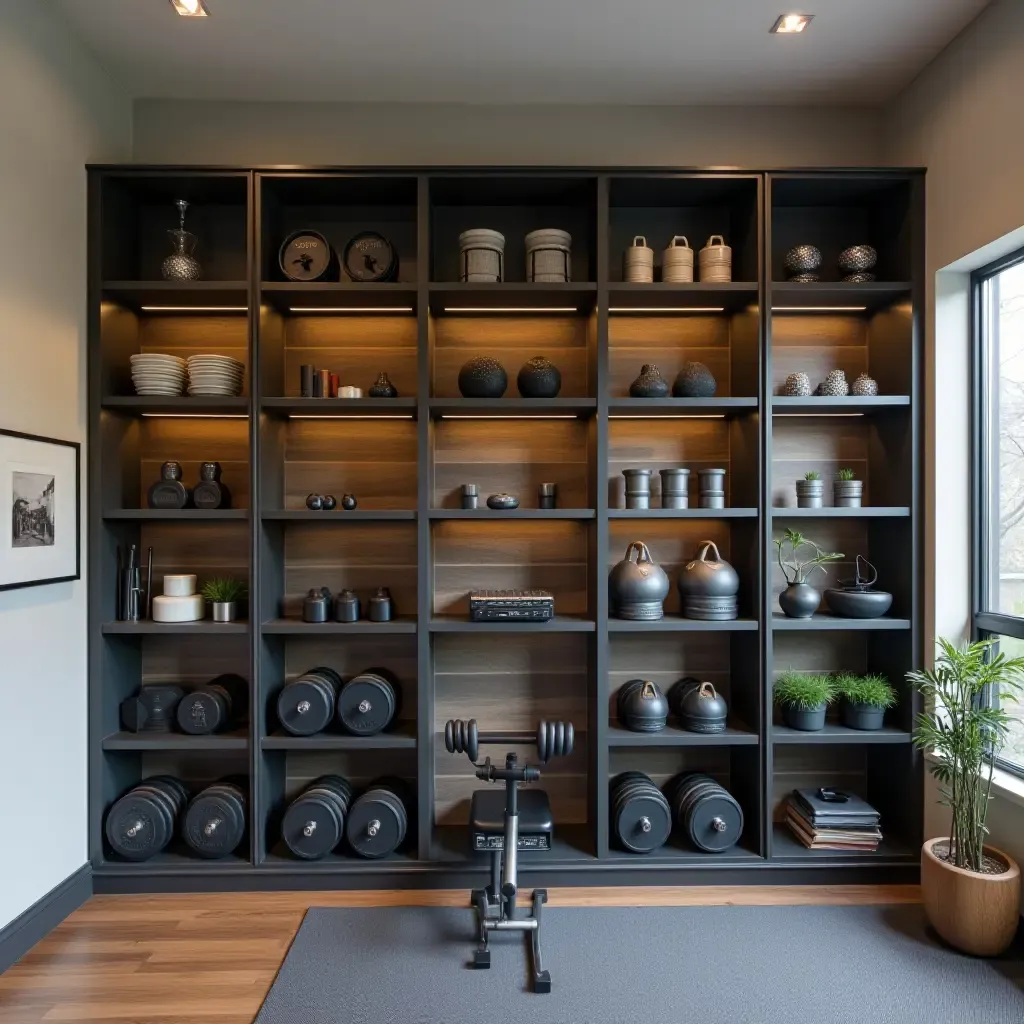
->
<box><xmin>990</xmin><ymin>633</ymin><xmax>1024</xmax><ymax>770</ymax></box>
<box><xmin>988</xmin><ymin>261</ymin><xmax>1024</xmax><ymax>615</ymax></box>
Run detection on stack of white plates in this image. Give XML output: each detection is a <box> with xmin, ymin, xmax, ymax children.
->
<box><xmin>187</xmin><ymin>354</ymin><xmax>245</xmax><ymax>396</ymax></box>
<box><xmin>131</xmin><ymin>353</ymin><xmax>186</xmax><ymax>396</ymax></box>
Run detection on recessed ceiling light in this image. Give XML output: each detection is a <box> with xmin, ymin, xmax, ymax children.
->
<box><xmin>169</xmin><ymin>0</ymin><xmax>209</xmax><ymax>16</ymax></box>
<box><xmin>770</xmin><ymin>13</ymin><xmax>813</xmax><ymax>33</ymax></box>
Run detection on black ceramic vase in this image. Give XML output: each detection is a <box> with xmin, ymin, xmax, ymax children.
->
<box><xmin>779</xmin><ymin>582</ymin><xmax>820</xmax><ymax>618</ymax></box>
<box><xmin>673</xmin><ymin>361</ymin><xmax>717</xmax><ymax>398</ymax></box>
<box><xmin>458</xmin><ymin>357</ymin><xmax>508</xmax><ymax>398</ymax></box>
<box><xmin>629</xmin><ymin>364</ymin><xmax>670</xmax><ymax>399</ymax></box>
<box><xmin>517</xmin><ymin>356</ymin><xmax>562</xmax><ymax>398</ymax></box>
<box><xmin>368</xmin><ymin>372</ymin><xmax>398</xmax><ymax>398</ymax></box>
<box><xmin>193</xmin><ymin>461</ymin><xmax>231</xmax><ymax>510</ymax></box>
<box><xmin>148</xmin><ymin>461</ymin><xmax>191</xmax><ymax>510</ymax></box>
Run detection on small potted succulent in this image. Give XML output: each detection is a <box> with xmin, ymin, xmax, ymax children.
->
<box><xmin>796</xmin><ymin>470</ymin><xmax>824</xmax><ymax>508</ymax></box>
<box><xmin>774</xmin><ymin>671</ymin><xmax>834</xmax><ymax>731</ymax></box>
<box><xmin>834</xmin><ymin>673</ymin><xmax>896</xmax><ymax>730</ymax></box>
<box><xmin>833</xmin><ymin>468</ymin><xmax>863</xmax><ymax>508</ymax></box>
<box><xmin>775</xmin><ymin>528</ymin><xmax>843</xmax><ymax>618</ymax></box>
<box><xmin>202</xmin><ymin>576</ymin><xmax>248</xmax><ymax>623</ymax></box>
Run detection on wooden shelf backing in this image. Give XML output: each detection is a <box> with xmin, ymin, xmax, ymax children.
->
<box><xmin>261</xmin><ymin>397</ymin><xmax>417</xmax><ymax>416</ymax></box>
<box><xmin>428</xmin><ymin>509</ymin><xmax>595</xmax><ymax>520</ymax></box>
<box><xmin>428</xmin><ymin>282</ymin><xmax>597</xmax><ymax>314</ymax></box>
<box><xmin>608</xmin><ymin>398</ymin><xmax>757</xmax><ymax>417</ymax></box>
<box><xmin>261</xmin><ymin>281</ymin><xmax>418</xmax><ymax>313</ymax></box>
<box><xmin>262</xmin><ymin>510</ymin><xmax>416</xmax><ymax>521</ymax></box>
<box><xmin>608</xmin><ymin>282</ymin><xmax>758</xmax><ymax>313</ymax></box>
<box><xmin>428</xmin><ymin>398</ymin><xmax>596</xmax><ymax>418</ymax></box>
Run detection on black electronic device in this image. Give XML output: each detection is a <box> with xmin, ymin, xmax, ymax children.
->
<box><xmin>468</xmin><ymin>589</ymin><xmax>555</xmax><ymax>622</ymax></box>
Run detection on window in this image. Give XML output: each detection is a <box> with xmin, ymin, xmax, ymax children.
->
<box><xmin>973</xmin><ymin>245</ymin><xmax>1024</xmax><ymax>775</ymax></box>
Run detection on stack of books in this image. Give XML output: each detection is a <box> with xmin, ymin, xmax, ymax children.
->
<box><xmin>785</xmin><ymin>788</ymin><xmax>882</xmax><ymax>851</ymax></box>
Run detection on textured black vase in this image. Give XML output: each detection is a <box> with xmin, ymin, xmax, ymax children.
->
<box><xmin>368</xmin><ymin>371</ymin><xmax>398</xmax><ymax>398</ymax></box>
<box><xmin>458</xmin><ymin>357</ymin><xmax>508</xmax><ymax>398</ymax></box>
<box><xmin>673</xmin><ymin>361</ymin><xmax>717</xmax><ymax>398</ymax></box>
<box><xmin>629</xmin><ymin>364</ymin><xmax>670</xmax><ymax>398</ymax></box>
<box><xmin>517</xmin><ymin>356</ymin><xmax>562</xmax><ymax>398</ymax></box>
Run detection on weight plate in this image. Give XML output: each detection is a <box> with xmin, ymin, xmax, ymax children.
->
<box><xmin>613</xmin><ymin>790</ymin><xmax>670</xmax><ymax>854</ymax></box>
<box><xmin>343</xmin><ymin>231</ymin><xmax>398</xmax><ymax>282</ymax></box>
<box><xmin>279</xmin><ymin>230</ymin><xmax>334</xmax><ymax>282</ymax></box>
<box><xmin>687</xmin><ymin>791</ymin><xmax>743</xmax><ymax>853</ymax></box>
<box><xmin>337</xmin><ymin>674</ymin><xmax>395</xmax><ymax>736</ymax></box>
<box><xmin>346</xmin><ymin>787</ymin><xmax>407</xmax><ymax>858</ymax></box>
<box><xmin>184</xmin><ymin>784</ymin><xmax>246</xmax><ymax>859</ymax></box>
<box><xmin>282</xmin><ymin>790</ymin><xmax>344</xmax><ymax>860</ymax></box>
<box><xmin>106</xmin><ymin>794</ymin><xmax>166</xmax><ymax>860</ymax></box>
<box><xmin>176</xmin><ymin>689</ymin><xmax>226</xmax><ymax>735</ymax></box>
<box><xmin>278</xmin><ymin>676</ymin><xmax>335</xmax><ymax>736</ymax></box>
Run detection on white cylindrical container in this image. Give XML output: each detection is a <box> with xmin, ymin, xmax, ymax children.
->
<box><xmin>698</xmin><ymin>235</ymin><xmax>732</xmax><ymax>282</ymax></box>
<box><xmin>525</xmin><ymin>228</ymin><xmax>572</xmax><ymax>283</ymax></box>
<box><xmin>152</xmin><ymin>594</ymin><xmax>205</xmax><ymax>623</ymax></box>
<box><xmin>662</xmin><ymin>235</ymin><xmax>694</xmax><ymax>283</ymax></box>
<box><xmin>624</xmin><ymin>236</ymin><xmax>655</xmax><ymax>283</ymax></box>
<box><xmin>163</xmin><ymin>574</ymin><xmax>197</xmax><ymax>597</ymax></box>
<box><xmin>459</xmin><ymin>228</ymin><xmax>505</xmax><ymax>282</ymax></box>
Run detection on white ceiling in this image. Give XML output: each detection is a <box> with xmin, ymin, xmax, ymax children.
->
<box><xmin>56</xmin><ymin>0</ymin><xmax>988</xmax><ymax>106</ymax></box>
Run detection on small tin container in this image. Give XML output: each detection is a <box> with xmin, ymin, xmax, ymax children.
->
<box><xmin>539</xmin><ymin>483</ymin><xmax>557</xmax><ymax>510</ymax></box>
<box><xmin>461</xmin><ymin>484</ymin><xmax>479</xmax><ymax>510</ymax></box>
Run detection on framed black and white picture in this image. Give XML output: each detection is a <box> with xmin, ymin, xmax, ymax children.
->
<box><xmin>0</xmin><ymin>428</ymin><xmax>80</xmax><ymax>591</ymax></box>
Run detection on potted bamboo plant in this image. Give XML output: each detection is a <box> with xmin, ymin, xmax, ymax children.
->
<box><xmin>202</xmin><ymin>576</ymin><xmax>248</xmax><ymax>623</ymax></box>
<box><xmin>909</xmin><ymin>638</ymin><xmax>1024</xmax><ymax>955</ymax></box>
<box><xmin>774</xmin><ymin>672</ymin><xmax>834</xmax><ymax>731</ymax></box>
<box><xmin>833</xmin><ymin>468</ymin><xmax>863</xmax><ymax>507</ymax></box>
<box><xmin>774</xmin><ymin>528</ymin><xmax>843</xmax><ymax>618</ymax></box>
<box><xmin>834</xmin><ymin>673</ymin><xmax>896</xmax><ymax>730</ymax></box>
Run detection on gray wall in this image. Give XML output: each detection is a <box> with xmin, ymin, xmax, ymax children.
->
<box><xmin>0</xmin><ymin>1</ymin><xmax>131</xmax><ymax>929</ymax></box>
<box><xmin>885</xmin><ymin>0</ymin><xmax>1024</xmax><ymax>887</ymax></box>
<box><xmin>132</xmin><ymin>99</ymin><xmax>883</xmax><ymax>167</ymax></box>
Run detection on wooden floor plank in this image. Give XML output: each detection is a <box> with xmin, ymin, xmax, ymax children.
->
<box><xmin>0</xmin><ymin>885</ymin><xmax>920</xmax><ymax>1023</ymax></box>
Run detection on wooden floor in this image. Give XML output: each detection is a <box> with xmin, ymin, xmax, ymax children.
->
<box><xmin>0</xmin><ymin>885</ymin><xmax>919</xmax><ymax>1023</ymax></box>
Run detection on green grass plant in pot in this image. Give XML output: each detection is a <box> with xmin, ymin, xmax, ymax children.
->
<box><xmin>834</xmin><ymin>673</ymin><xmax>896</xmax><ymax>730</ymax></box>
<box><xmin>795</xmin><ymin>470</ymin><xmax>824</xmax><ymax>509</ymax></box>
<box><xmin>774</xmin><ymin>528</ymin><xmax>843</xmax><ymax>618</ymax></box>
<box><xmin>909</xmin><ymin>638</ymin><xmax>1024</xmax><ymax>955</ymax></box>
<box><xmin>833</xmin><ymin>467</ymin><xmax>863</xmax><ymax>508</ymax></box>
<box><xmin>202</xmin><ymin>576</ymin><xmax>247</xmax><ymax>623</ymax></box>
<box><xmin>774</xmin><ymin>671</ymin><xmax>834</xmax><ymax>731</ymax></box>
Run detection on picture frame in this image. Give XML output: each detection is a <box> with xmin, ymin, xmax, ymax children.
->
<box><xmin>0</xmin><ymin>427</ymin><xmax>81</xmax><ymax>591</ymax></box>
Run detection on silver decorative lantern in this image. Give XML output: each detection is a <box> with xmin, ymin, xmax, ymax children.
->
<box><xmin>161</xmin><ymin>200</ymin><xmax>203</xmax><ymax>281</ymax></box>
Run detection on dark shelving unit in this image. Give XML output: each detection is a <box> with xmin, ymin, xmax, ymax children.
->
<box><xmin>88</xmin><ymin>165</ymin><xmax>923</xmax><ymax>891</ymax></box>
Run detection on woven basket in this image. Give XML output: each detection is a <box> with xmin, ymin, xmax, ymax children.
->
<box><xmin>525</xmin><ymin>228</ymin><xmax>571</xmax><ymax>283</ymax></box>
<box><xmin>662</xmin><ymin>236</ymin><xmax>694</xmax><ymax>283</ymax></box>
<box><xmin>459</xmin><ymin>228</ymin><xmax>505</xmax><ymax>282</ymax></box>
<box><xmin>698</xmin><ymin>235</ymin><xmax>732</xmax><ymax>283</ymax></box>
<box><xmin>624</xmin><ymin>235</ymin><xmax>655</xmax><ymax>283</ymax></box>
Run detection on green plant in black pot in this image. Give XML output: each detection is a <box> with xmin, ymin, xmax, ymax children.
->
<box><xmin>796</xmin><ymin>469</ymin><xmax>825</xmax><ymax>508</ymax></box>
<box><xmin>833</xmin><ymin>673</ymin><xmax>896</xmax><ymax>730</ymax></box>
<box><xmin>774</xmin><ymin>671</ymin><xmax>834</xmax><ymax>731</ymax></box>
<box><xmin>833</xmin><ymin>467</ymin><xmax>863</xmax><ymax>508</ymax></box>
<box><xmin>201</xmin><ymin>576</ymin><xmax>248</xmax><ymax>623</ymax></box>
<box><xmin>775</xmin><ymin>528</ymin><xmax>843</xmax><ymax>618</ymax></box>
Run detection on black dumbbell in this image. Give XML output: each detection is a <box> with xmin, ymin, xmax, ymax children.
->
<box><xmin>176</xmin><ymin>673</ymin><xmax>248</xmax><ymax>735</ymax></box>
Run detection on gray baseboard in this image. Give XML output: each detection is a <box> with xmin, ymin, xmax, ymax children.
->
<box><xmin>0</xmin><ymin>864</ymin><xmax>93</xmax><ymax>973</ymax></box>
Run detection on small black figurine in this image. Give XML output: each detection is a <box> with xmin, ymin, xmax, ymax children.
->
<box><xmin>193</xmin><ymin>462</ymin><xmax>231</xmax><ymax>510</ymax></box>
<box><xmin>306</xmin><ymin>494</ymin><xmax>324</xmax><ymax>511</ymax></box>
<box><xmin>148</xmin><ymin>461</ymin><xmax>191</xmax><ymax>510</ymax></box>
<box><xmin>342</xmin><ymin>494</ymin><xmax>358</xmax><ymax>511</ymax></box>
<box><xmin>368</xmin><ymin>371</ymin><xmax>398</xmax><ymax>398</ymax></box>
<box><xmin>322</xmin><ymin>494</ymin><xmax>337</xmax><ymax>511</ymax></box>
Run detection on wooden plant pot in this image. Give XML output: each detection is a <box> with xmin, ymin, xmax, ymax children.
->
<box><xmin>921</xmin><ymin>837</ymin><xmax>1021</xmax><ymax>956</ymax></box>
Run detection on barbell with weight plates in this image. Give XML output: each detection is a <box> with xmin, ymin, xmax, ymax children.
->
<box><xmin>664</xmin><ymin>772</ymin><xmax>743</xmax><ymax>853</ymax></box>
<box><xmin>610</xmin><ymin>771</ymin><xmax>672</xmax><ymax>854</ymax></box>
<box><xmin>183</xmin><ymin>779</ymin><xmax>248</xmax><ymax>859</ymax></box>
<box><xmin>105</xmin><ymin>776</ymin><xmax>189</xmax><ymax>861</ymax></box>
<box><xmin>345</xmin><ymin>777</ymin><xmax>411</xmax><ymax>859</ymax></box>
<box><xmin>176</xmin><ymin>673</ymin><xmax>248</xmax><ymax>735</ymax></box>
<box><xmin>276</xmin><ymin>667</ymin><xmax>342</xmax><ymax>736</ymax></box>
<box><xmin>282</xmin><ymin>775</ymin><xmax>354</xmax><ymax>860</ymax></box>
<box><xmin>444</xmin><ymin>719</ymin><xmax>574</xmax><ymax>763</ymax></box>
<box><xmin>336</xmin><ymin>669</ymin><xmax>400</xmax><ymax>736</ymax></box>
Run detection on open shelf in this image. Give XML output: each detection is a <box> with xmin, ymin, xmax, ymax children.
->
<box><xmin>608</xmin><ymin>282</ymin><xmax>758</xmax><ymax>313</ymax></box>
<box><xmin>609</xmin><ymin>507</ymin><xmax>758</xmax><ymax>519</ymax></box>
<box><xmin>101</xmin><ymin>621</ymin><xmax>249</xmax><ymax>635</ymax></box>
<box><xmin>262</xmin><ymin>617</ymin><xmax>418</xmax><ymax>635</ymax></box>
<box><xmin>608</xmin><ymin>617</ymin><xmax>758</xmax><ymax>632</ymax></box>
<box><xmin>262</xmin><ymin>509</ymin><xmax>416</xmax><ymax>521</ymax></box>
<box><xmin>428</xmin><ymin>281</ymin><xmax>597</xmax><ymax>314</ymax></box>
<box><xmin>262</xmin><ymin>846</ymin><xmax>419</xmax><ymax>870</ymax></box>
<box><xmin>101</xmin><ymin>731</ymin><xmax>249</xmax><ymax>751</ymax></box>
<box><xmin>429</xmin><ymin>616</ymin><xmax>596</xmax><ymax>633</ymax></box>
<box><xmin>428</xmin><ymin>398</ymin><xmax>596</xmax><ymax>418</ymax></box>
<box><xmin>102</xmin><ymin>280</ymin><xmax>250</xmax><ymax>311</ymax></box>
<box><xmin>770</xmin><ymin>282</ymin><xmax>912</xmax><ymax>312</ymax></box>
<box><xmin>770</xmin><ymin>506</ymin><xmax>910</xmax><ymax>518</ymax></box>
<box><xmin>428</xmin><ymin>508</ymin><xmax>594</xmax><ymax>520</ymax></box>
<box><xmin>608</xmin><ymin>398</ymin><xmax>757</xmax><ymax>416</ymax></box>
<box><xmin>102</xmin><ymin>508</ymin><xmax>249</xmax><ymax>521</ymax></box>
<box><xmin>771</xmin><ymin>396</ymin><xmax>910</xmax><ymax>414</ymax></box>
<box><xmin>604</xmin><ymin>841</ymin><xmax>763</xmax><ymax>866</ymax></box>
<box><xmin>431</xmin><ymin>824</ymin><xmax>595</xmax><ymax>865</ymax></box>
<box><xmin>608</xmin><ymin>724</ymin><xmax>758</xmax><ymax>747</ymax></box>
<box><xmin>771</xmin><ymin>725</ymin><xmax>911</xmax><ymax>745</ymax></box>
<box><xmin>101</xmin><ymin>396</ymin><xmax>250</xmax><ymax>415</ymax></box>
<box><xmin>261</xmin><ymin>724</ymin><xmax>417</xmax><ymax>750</ymax></box>
<box><xmin>260</xmin><ymin>397</ymin><xmax>417</xmax><ymax>417</ymax></box>
<box><xmin>261</xmin><ymin>281</ymin><xmax>418</xmax><ymax>313</ymax></box>
<box><xmin>771</xmin><ymin>825</ymin><xmax>916</xmax><ymax>864</ymax></box>
<box><xmin>771</xmin><ymin>614</ymin><xmax>911</xmax><ymax>631</ymax></box>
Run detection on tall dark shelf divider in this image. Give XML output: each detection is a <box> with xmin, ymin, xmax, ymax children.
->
<box><xmin>88</xmin><ymin>166</ymin><xmax>924</xmax><ymax>892</ymax></box>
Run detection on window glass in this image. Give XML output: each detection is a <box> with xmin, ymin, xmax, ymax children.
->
<box><xmin>988</xmin><ymin>634</ymin><xmax>1024</xmax><ymax>769</ymax></box>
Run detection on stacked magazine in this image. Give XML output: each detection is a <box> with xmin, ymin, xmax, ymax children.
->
<box><xmin>786</xmin><ymin>788</ymin><xmax>882</xmax><ymax>852</ymax></box>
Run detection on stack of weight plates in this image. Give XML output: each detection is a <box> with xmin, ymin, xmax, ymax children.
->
<box><xmin>282</xmin><ymin>776</ymin><xmax>354</xmax><ymax>860</ymax></box>
<box><xmin>105</xmin><ymin>776</ymin><xmax>189</xmax><ymax>861</ymax></box>
<box><xmin>183</xmin><ymin>780</ymin><xmax>247</xmax><ymax>859</ymax></box>
<box><xmin>337</xmin><ymin>670</ymin><xmax>400</xmax><ymax>735</ymax></box>
<box><xmin>346</xmin><ymin>778</ymin><xmax>409</xmax><ymax>859</ymax></box>
<box><xmin>130</xmin><ymin>353</ymin><xmax>186</xmax><ymax>396</ymax></box>
<box><xmin>664</xmin><ymin>773</ymin><xmax>743</xmax><ymax>853</ymax></box>
<box><xmin>277</xmin><ymin>667</ymin><xmax>342</xmax><ymax>736</ymax></box>
<box><xmin>187</xmin><ymin>354</ymin><xmax>245</xmax><ymax>396</ymax></box>
<box><xmin>610</xmin><ymin>771</ymin><xmax>672</xmax><ymax>854</ymax></box>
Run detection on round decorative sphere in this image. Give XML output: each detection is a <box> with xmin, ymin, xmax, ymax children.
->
<box><xmin>820</xmin><ymin>369</ymin><xmax>849</xmax><ymax>397</ymax></box>
<box><xmin>162</xmin><ymin>254</ymin><xmax>203</xmax><ymax>282</ymax></box>
<box><xmin>341</xmin><ymin>494</ymin><xmax>358</xmax><ymax>511</ymax></box>
<box><xmin>850</xmin><ymin>373</ymin><xmax>879</xmax><ymax>397</ymax></box>
<box><xmin>784</xmin><ymin>245</ymin><xmax>823</xmax><ymax>275</ymax></box>
<box><xmin>629</xmin><ymin>363</ymin><xmax>671</xmax><ymax>399</ymax></box>
<box><xmin>321</xmin><ymin>494</ymin><xmax>337</xmax><ymax>511</ymax></box>
<box><xmin>838</xmin><ymin>245</ymin><xmax>878</xmax><ymax>274</ymax></box>
<box><xmin>783</xmin><ymin>372</ymin><xmax>813</xmax><ymax>397</ymax></box>
<box><xmin>458</xmin><ymin>357</ymin><xmax>508</xmax><ymax>399</ymax></box>
<box><xmin>673</xmin><ymin>361</ymin><xmax>717</xmax><ymax>398</ymax></box>
<box><xmin>487</xmin><ymin>493</ymin><xmax>520</xmax><ymax>510</ymax></box>
<box><xmin>305</xmin><ymin>494</ymin><xmax>324</xmax><ymax>511</ymax></box>
<box><xmin>517</xmin><ymin>356</ymin><xmax>562</xmax><ymax>398</ymax></box>
<box><xmin>787</xmin><ymin>272</ymin><xmax>820</xmax><ymax>284</ymax></box>
<box><xmin>843</xmin><ymin>272</ymin><xmax>876</xmax><ymax>284</ymax></box>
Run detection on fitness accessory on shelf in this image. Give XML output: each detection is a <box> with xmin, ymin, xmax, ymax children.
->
<box><xmin>468</xmin><ymin>589</ymin><xmax>554</xmax><ymax>622</ymax></box>
<box><xmin>120</xmin><ymin>684</ymin><xmax>184</xmax><ymax>733</ymax></box>
<box><xmin>183</xmin><ymin>779</ymin><xmax>247</xmax><ymax>859</ymax></box>
<box><xmin>105</xmin><ymin>776</ymin><xmax>189</xmax><ymax>861</ymax></box>
<box><xmin>610</xmin><ymin>772</ymin><xmax>672</xmax><ymax>854</ymax></box>
<box><xmin>345</xmin><ymin>777</ymin><xmax>411</xmax><ymax>858</ymax></box>
<box><xmin>277</xmin><ymin>667</ymin><xmax>342</xmax><ymax>736</ymax></box>
<box><xmin>616</xmin><ymin>679</ymin><xmax>669</xmax><ymax>732</ymax></box>
<box><xmin>336</xmin><ymin>670</ymin><xmax>400</xmax><ymax>735</ymax></box>
<box><xmin>444</xmin><ymin>717</ymin><xmax>574</xmax><ymax>993</ymax></box>
<box><xmin>175</xmin><ymin>673</ymin><xmax>248</xmax><ymax>735</ymax></box>
<box><xmin>282</xmin><ymin>776</ymin><xmax>354</xmax><ymax>860</ymax></box>
<box><xmin>664</xmin><ymin>773</ymin><xmax>744</xmax><ymax>853</ymax></box>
